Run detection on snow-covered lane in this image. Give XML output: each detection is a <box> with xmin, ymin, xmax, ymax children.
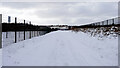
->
<box><xmin>3</xmin><ymin>31</ymin><xmax>118</xmax><ymax>66</ymax></box>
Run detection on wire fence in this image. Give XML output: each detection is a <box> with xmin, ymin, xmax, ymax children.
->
<box><xmin>2</xmin><ymin>31</ymin><xmax>47</xmax><ymax>47</ymax></box>
<box><xmin>2</xmin><ymin>16</ymin><xmax>50</xmax><ymax>47</ymax></box>
<box><xmin>90</xmin><ymin>17</ymin><xmax>120</xmax><ymax>26</ymax></box>
<box><xmin>2</xmin><ymin>15</ymin><xmax>120</xmax><ymax>47</ymax></box>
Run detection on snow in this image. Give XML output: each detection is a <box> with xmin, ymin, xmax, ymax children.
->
<box><xmin>3</xmin><ymin>30</ymin><xmax>118</xmax><ymax>66</ymax></box>
<box><xmin>2</xmin><ymin>31</ymin><xmax>48</xmax><ymax>47</ymax></box>
<box><xmin>0</xmin><ymin>49</ymin><xmax>2</xmax><ymax>67</ymax></box>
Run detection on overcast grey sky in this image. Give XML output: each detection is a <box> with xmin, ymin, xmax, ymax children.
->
<box><xmin>0</xmin><ymin>2</ymin><xmax>118</xmax><ymax>25</ymax></box>
<box><xmin>1</xmin><ymin>0</ymin><xmax>119</xmax><ymax>2</ymax></box>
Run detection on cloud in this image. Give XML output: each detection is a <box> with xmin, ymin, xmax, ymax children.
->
<box><xmin>35</xmin><ymin>2</ymin><xmax>117</xmax><ymax>18</ymax></box>
<box><xmin>1</xmin><ymin>2</ymin><xmax>118</xmax><ymax>25</ymax></box>
<box><xmin>1</xmin><ymin>0</ymin><xmax>119</xmax><ymax>2</ymax></box>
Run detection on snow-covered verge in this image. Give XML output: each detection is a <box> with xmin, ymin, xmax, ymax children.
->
<box><xmin>3</xmin><ymin>30</ymin><xmax>118</xmax><ymax>66</ymax></box>
<box><xmin>2</xmin><ymin>31</ymin><xmax>47</xmax><ymax>47</ymax></box>
<box><xmin>0</xmin><ymin>49</ymin><xmax>2</xmax><ymax>67</ymax></box>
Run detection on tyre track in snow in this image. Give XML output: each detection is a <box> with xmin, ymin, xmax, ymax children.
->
<box><xmin>3</xmin><ymin>31</ymin><xmax>117</xmax><ymax>66</ymax></box>
<box><xmin>55</xmin><ymin>35</ymin><xmax>89</xmax><ymax>66</ymax></box>
<box><xmin>58</xmin><ymin>32</ymin><xmax>105</xmax><ymax>65</ymax></box>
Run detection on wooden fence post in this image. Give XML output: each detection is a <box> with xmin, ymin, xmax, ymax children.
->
<box><xmin>29</xmin><ymin>21</ymin><xmax>31</xmax><ymax>39</ymax></box>
<box><xmin>0</xmin><ymin>14</ymin><xmax>2</xmax><ymax>48</ymax></box>
<box><xmin>24</xmin><ymin>20</ymin><xmax>25</xmax><ymax>40</ymax></box>
<box><xmin>6</xmin><ymin>16</ymin><xmax>10</xmax><ymax>38</ymax></box>
<box><xmin>15</xmin><ymin>17</ymin><xmax>17</xmax><ymax>43</ymax></box>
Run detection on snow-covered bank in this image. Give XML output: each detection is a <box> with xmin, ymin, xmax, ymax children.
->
<box><xmin>2</xmin><ymin>31</ymin><xmax>48</xmax><ymax>47</ymax></box>
<box><xmin>3</xmin><ymin>31</ymin><xmax>118</xmax><ymax>66</ymax></box>
<box><xmin>0</xmin><ymin>49</ymin><xmax>2</xmax><ymax>67</ymax></box>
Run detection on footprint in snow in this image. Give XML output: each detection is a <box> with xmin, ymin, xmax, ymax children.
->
<box><xmin>14</xmin><ymin>61</ymin><xmax>20</xmax><ymax>64</ymax></box>
<box><xmin>8</xmin><ymin>56</ymin><xmax>11</xmax><ymax>58</ymax></box>
<box><xmin>64</xmin><ymin>62</ymin><xmax>69</xmax><ymax>66</ymax></box>
<box><xmin>100</xmin><ymin>56</ymin><xmax>104</xmax><ymax>58</ymax></box>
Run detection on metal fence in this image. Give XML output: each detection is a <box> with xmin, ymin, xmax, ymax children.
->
<box><xmin>2</xmin><ymin>16</ymin><xmax>49</xmax><ymax>47</ymax></box>
<box><xmin>2</xmin><ymin>31</ymin><xmax>47</xmax><ymax>47</ymax></box>
<box><xmin>90</xmin><ymin>17</ymin><xmax>120</xmax><ymax>26</ymax></box>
